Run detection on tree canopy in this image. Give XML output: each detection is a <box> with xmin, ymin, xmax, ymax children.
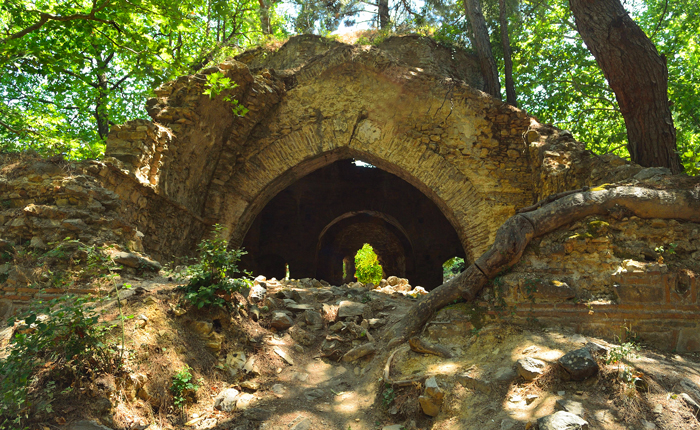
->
<box><xmin>1</xmin><ymin>0</ymin><xmax>698</xmax><ymax>174</ymax></box>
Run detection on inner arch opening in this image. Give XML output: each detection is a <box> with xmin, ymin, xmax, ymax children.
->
<box><xmin>240</xmin><ymin>158</ymin><xmax>465</xmax><ymax>289</ymax></box>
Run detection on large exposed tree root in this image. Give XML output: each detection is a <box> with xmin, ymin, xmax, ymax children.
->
<box><xmin>383</xmin><ymin>185</ymin><xmax>700</xmax><ymax>348</ymax></box>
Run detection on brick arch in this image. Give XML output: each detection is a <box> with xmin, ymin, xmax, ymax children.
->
<box><xmin>218</xmin><ymin>139</ymin><xmax>487</xmax><ymax>262</ymax></box>
<box><xmin>106</xmin><ymin>35</ymin><xmax>536</xmax><ymax>262</ymax></box>
<box><xmin>314</xmin><ymin>210</ymin><xmax>415</xmax><ymax>285</ymax></box>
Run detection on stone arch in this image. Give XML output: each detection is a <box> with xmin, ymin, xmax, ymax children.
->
<box><xmin>106</xmin><ymin>35</ymin><xmax>537</xmax><ymax>265</ymax></box>
<box><xmin>219</xmin><ymin>141</ymin><xmax>486</xmax><ymax>263</ymax></box>
<box><xmin>315</xmin><ymin>210</ymin><xmax>415</xmax><ymax>285</ymax></box>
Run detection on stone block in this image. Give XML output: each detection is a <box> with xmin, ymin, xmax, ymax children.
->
<box><xmin>614</xmin><ymin>284</ymin><xmax>664</xmax><ymax>304</ymax></box>
<box><xmin>677</xmin><ymin>328</ymin><xmax>700</xmax><ymax>353</ymax></box>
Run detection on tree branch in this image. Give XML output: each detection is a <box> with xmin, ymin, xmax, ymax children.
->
<box><xmin>1</xmin><ymin>0</ymin><xmax>116</xmax><ymax>44</ymax></box>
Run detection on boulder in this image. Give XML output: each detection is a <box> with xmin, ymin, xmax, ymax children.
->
<box><xmin>270</xmin><ymin>312</ymin><xmax>293</xmax><ymax>330</ymax></box>
<box><xmin>337</xmin><ymin>301</ymin><xmax>366</xmax><ymax>318</ymax></box>
<box><xmin>555</xmin><ymin>399</ymin><xmax>586</xmax><ymax>418</ymax></box>
<box><xmin>538</xmin><ymin>411</ymin><xmax>588</xmax><ymax>430</ymax></box>
<box><xmin>419</xmin><ymin>376</ymin><xmax>444</xmax><ymax>416</ymax></box>
<box><xmin>214</xmin><ymin>388</ymin><xmax>240</xmax><ymax>412</ymax></box>
<box><xmin>304</xmin><ymin>310</ymin><xmax>324</xmax><ymax>329</ymax></box>
<box><xmin>341</xmin><ymin>343</ymin><xmax>376</xmax><ymax>362</ymax></box>
<box><xmin>515</xmin><ymin>357</ymin><xmax>547</xmax><ymax>381</ymax></box>
<box><xmin>249</xmin><ymin>285</ymin><xmax>267</xmax><ymax>302</ymax></box>
<box><xmin>559</xmin><ymin>348</ymin><xmax>599</xmax><ymax>381</ymax></box>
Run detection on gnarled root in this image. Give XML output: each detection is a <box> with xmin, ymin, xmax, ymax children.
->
<box><xmin>383</xmin><ymin>185</ymin><xmax>700</xmax><ymax>347</ymax></box>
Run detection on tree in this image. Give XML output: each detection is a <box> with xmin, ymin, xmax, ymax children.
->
<box><xmin>379</xmin><ymin>0</ymin><xmax>391</xmax><ymax>29</ymax></box>
<box><xmin>569</xmin><ymin>0</ymin><xmax>682</xmax><ymax>173</ymax></box>
<box><xmin>0</xmin><ymin>0</ymin><xmax>278</xmax><ymax>158</ymax></box>
<box><xmin>499</xmin><ymin>0</ymin><xmax>517</xmax><ymax>106</ymax></box>
<box><xmin>463</xmin><ymin>0</ymin><xmax>501</xmax><ymax>99</ymax></box>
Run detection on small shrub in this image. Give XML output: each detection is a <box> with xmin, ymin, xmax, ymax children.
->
<box><xmin>606</xmin><ymin>340</ymin><xmax>640</xmax><ymax>366</ymax></box>
<box><xmin>177</xmin><ymin>225</ymin><xmax>252</xmax><ymax>309</ymax></box>
<box><xmin>203</xmin><ymin>72</ymin><xmax>248</xmax><ymax>117</ymax></box>
<box><xmin>171</xmin><ymin>366</ymin><xmax>199</xmax><ymax>409</ymax></box>
<box><xmin>0</xmin><ymin>295</ymin><xmax>116</xmax><ymax>422</ymax></box>
<box><xmin>382</xmin><ymin>383</ymin><xmax>396</xmax><ymax>408</ymax></box>
<box><xmin>354</xmin><ymin>243</ymin><xmax>383</xmax><ymax>285</ymax></box>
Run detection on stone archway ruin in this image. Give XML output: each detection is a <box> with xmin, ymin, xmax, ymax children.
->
<box><xmin>3</xmin><ymin>34</ymin><xmax>696</xmax><ymax>353</ymax></box>
<box><xmin>105</xmin><ymin>35</ymin><xmax>538</xmax><ymax>273</ymax></box>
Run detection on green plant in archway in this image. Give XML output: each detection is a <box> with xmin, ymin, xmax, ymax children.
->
<box><xmin>177</xmin><ymin>224</ymin><xmax>252</xmax><ymax>309</ymax></box>
<box><xmin>354</xmin><ymin>243</ymin><xmax>383</xmax><ymax>285</ymax></box>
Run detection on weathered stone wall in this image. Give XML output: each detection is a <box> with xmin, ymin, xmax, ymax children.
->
<box><xmin>470</xmin><ymin>174</ymin><xmax>700</xmax><ymax>352</ymax></box>
<box><xmin>90</xmin><ymin>160</ymin><xmax>209</xmax><ymax>261</ymax></box>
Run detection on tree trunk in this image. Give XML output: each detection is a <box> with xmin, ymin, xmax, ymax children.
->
<box><xmin>464</xmin><ymin>0</ymin><xmax>501</xmax><ymax>99</ymax></box>
<box><xmin>258</xmin><ymin>0</ymin><xmax>271</xmax><ymax>35</ymax></box>
<box><xmin>384</xmin><ymin>185</ymin><xmax>700</xmax><ymax>347</ymax></box>
<box><xmin>499</xmin><ymin>0</ymin><xmax>517</xmax><ymax>107</ymax></box>
<box><xmin>378</xmin><ymin>0</ymin><xmax>390</xmax><ymax>30</ymax></box>
<box><xmin>569</xmin><ymin>0</ymin><xmax>682</xmax><ymax>174</ymax></box>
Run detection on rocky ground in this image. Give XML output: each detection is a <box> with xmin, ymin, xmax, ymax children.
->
<box><xmin>4</xmin><ymin>272</ymin><xmax>700</xmax><ymax>430</ymax></box>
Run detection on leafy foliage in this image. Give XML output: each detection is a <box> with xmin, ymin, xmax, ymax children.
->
<box><xmin>0</xmin><ymin>295</ymin><xmax>117</xmax><ymax>422</ymax></box>
<box><xmin>354</xmin><ymin>243</ymin><xmax>383</xmax><ymax>285</ymax></box>
<box><xmin>443</xmin><ymin>256</ymin><xmax>465</xmax><ymax>281</ymax></box>
<box><xmin>170</xmin><ymin>365</ymin><xmax>199</xmax><ymax>409</ymax></box>
<box><xmin>203</xmin><ymin>71</ymin><xmax>249</xmax><ymax>117</ymax></box>
<box><xmin>177</xmin><ymin>224</ymin><xmax>251</xmax><ymax>309</ymax></box>
<box><xmin>1</xmin><ymin>0</ymin><xmax>698</xmax><ymax>174</ymax></box>
<box><xmin>0</xmin><ymin>0</ymin><xmax>286</xmax><ymax>159</ymax></box>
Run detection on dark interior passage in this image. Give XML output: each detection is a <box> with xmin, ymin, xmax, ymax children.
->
<box><xmin>240</xmin><ymin>159</ymin><xmax>465</xmax><ymax>288</ymax></box>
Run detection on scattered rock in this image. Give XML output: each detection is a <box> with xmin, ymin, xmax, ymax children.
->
<box><xmin>289</xmin><ymin>326</ymin><xmax>314</xmax><ymax>346</ymax></box>
<box><xmin>329</xmin><ymin>321</ymin><xmax>344</xmax><ymax>332</ymax></box>
<box><xmin>243</xmin><ymin>407</ymin><xmax>271</xmax><ymax>421</ymax></box>
<box><xmin>500</xmin><ymin>419</ymin><xmax>517</xmax><ymax>430</ymax></box>
<box><xmin>240</xmin><ymin>380</ymin><xmax>260</xmax><ymax>391</ymax></box>
<box><xmin>555</xmin><ymin>399</ymin><xmax>586</xmax><ymax>418</ymax></box>
<box><xmin>419</xmin><ymin>376</ymin><xmax>444</xmax><ymax>417</ymax></box>
<box><xmin>271</xmin><ymin>384</ymin><xmax>286</xmax><ymax>397</ymax></box>
<box><xmin>236</xmin><ymin>392</ymin><xmax>256</xmax><ymax>410</ymax></box>
<box><xmin>304</xmin><ymin>310</ymin><xmax>324</xmax><ymax>329</ymax></box>
<box><xmin>112</xmin><ymin>251</ymin><xmax>161</xmax><ymax>271</ymax></box>
<box><xmin>287</xmin><ymin>303</ymin><xmax>315</xmax><ymax>312</ymax></box>
<box><xmin>249</xmin><ymin>285</ymin><xmax>267</xmax><ymax>302</ymax></box>
<box><xmin>214</xmin><ymin>388</ymin><xmax>240</xmax><ymax>412</ymax></box>
<box><xmin>641</xmin><ymin>419</ymin><xmax>657</xmax><ymax>429</ymax></box>
<box><xmin>270</xmin><ymin>312</ymin><xmax>294</xmax><ymax>330</ymax></box>
<box><xmin>382</xmin><ymin>425</ymin><xmax>403</xmax><ymax>430</ymax></box>
<box><xmin>680</xmin><ymin>393</ymin><xmax>700</xmax><ymax>418</ymax></box>
<box><xmin>494</xmin><ymin>366</ymin><xmax>517</xmax><ymax>382</ymax></box>
<box><xmin>585</xmin><ymin>341</ymin><xmax>609</xmax><ymax>355</ymax></box>
<box><xmin>341</xmin><ymin>343</ymin><xmax>376</xmax><ymax>362</ymax></box>
<box><xmin>538</xmin><ymin>411</ymin><xmax>588</xmax><ymax>430</ymax></box>
<box><xmin>289</xmin><ymin>417</ymin><xmax>311</xmax><ymax>430</ymax></box>
<box><xmin>456</xmin><ymin>373</ymin><xmax>492</xmax><ymax>394</ymax></box>
<box><xmin>67</xmin><ymin>421</ymin><xmax>114</xmax><ymax>430</ymax></box>
<box><xmin>338</xmin><ymin>301</ymin><xmax>366</xmax><ymax>318</ymax></box>
<box><xmin>516</xmin><ymin>357</ymin><xmax>547</xmax><ymax>381</ymax></box>
<box><xmin>273</xmin><ymin>346</ymin><xmax>294</xmax><ymax>365</ymax></box>
<box><xmin>559</xmin><ymin>348</ymin><xmax>599</xmax><ymax>381</ymax></box>
<box><xmin>223</xmin><ymin>351</ymin><xmax>247</xmax><ymax>377</ymax></box>
<box><xmin>633</xmin><ymin>167</ymin><xmax>671</xmax><ymax>180</ymax></box>
<box><xmin>264</xmin><ymin>296</ymin><xmax>283</xmax><ymax>309</ymax></box>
